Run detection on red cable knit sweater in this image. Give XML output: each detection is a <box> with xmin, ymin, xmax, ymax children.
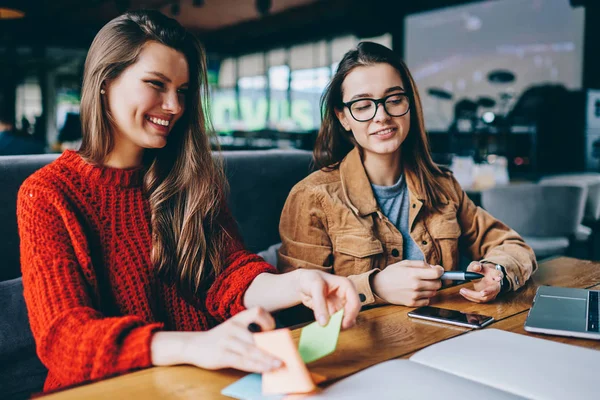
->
<box><xmin>17</xmin><ymin>150</ymin><xmax>276</xmax><ymax>392</ymax></box>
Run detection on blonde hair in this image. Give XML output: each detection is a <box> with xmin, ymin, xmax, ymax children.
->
<box><xmin>79</xmin><ymin>10</ymin><xmax>229</xmax><ymax>298</ymax></box>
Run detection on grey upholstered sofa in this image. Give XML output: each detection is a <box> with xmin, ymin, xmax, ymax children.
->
<box><xmin>0</xmin><ymin>149</ymin><xmax>312</xmax><ymax>399</ymax></box>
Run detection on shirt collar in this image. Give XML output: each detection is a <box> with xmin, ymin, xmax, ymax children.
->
<box><xmin>339</xmin><ymin>146</ymin><xmax>426</xmax><ymax>216</ymax></box>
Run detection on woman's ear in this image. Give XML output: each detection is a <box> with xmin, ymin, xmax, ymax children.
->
<box><xmin>335</xmin><ymin>108</ymin><xmax>351</xmax><ymax>132</ymax></box>
<box><xmin>100</xmin><ymin>81</ymin><xmax>108</xmax><ymax>96</ymax></box>
<box><xmin>100</xmin><ymin>78</ymin><xmax>113</xmax><ymax>94</ymax></box>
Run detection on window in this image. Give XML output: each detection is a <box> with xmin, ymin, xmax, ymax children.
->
<box><xmin>210</xmin><ymin>87</ymin><xmax>237</xmax><ymax>133</ymax></box>
<box><xmin>235</xmin><ymin>53</ymin><xmax>268</xmax><ymax>131</ymax></box>
<box><xmin>208</xmin><ymin>34</ymin><xmax>395</xmax><ymax>136</ymax></box>
<box><xmin>289</xmin><ymin>41</ymin><xmax>330</xmax><ymax>130</ymax></box>
<box><xmin>331</xmin><ymin>36</ymin><xmax>359</xmax><ymax>74</ymax></box>
<box><xmin>290</xmin><ymin>67</ymin><xmax>330</xmax><ymax>130</ymax></box>
<box><xmin>238</xmin><ymin>75</ymin><xmax>268</xmax><ymax>131</ymax></box>
<box><xmin>268</xmin><ymin>64</ymin><xmax>290</xmax><ymax>128</ymax></box>
<box><xmin>15</xmin><ymin>80</ymin><xmax>42</xmax><ymax>133</ymax></box>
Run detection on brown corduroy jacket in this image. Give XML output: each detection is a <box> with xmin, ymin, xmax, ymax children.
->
<box><xmin>278</xmin><ymin>147</ymin><xmax>537</xmax><ymax>306</ymax></box>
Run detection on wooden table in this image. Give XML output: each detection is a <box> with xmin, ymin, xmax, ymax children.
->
<box><xmin>40</xmin><ymin>257</ymin><xmax>600</xmax><ymax>399</ymax></box>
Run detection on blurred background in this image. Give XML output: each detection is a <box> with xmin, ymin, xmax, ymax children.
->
<box><xmin>0</xmin><ymin>0</ymin><xmax>598</xmax><ymax>181</ymax></box>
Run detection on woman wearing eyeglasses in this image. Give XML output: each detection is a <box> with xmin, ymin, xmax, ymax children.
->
<box><xmin>278</xmin><ymin>42</ymin><xmax>537</xmax><ymax>308</ymax></box>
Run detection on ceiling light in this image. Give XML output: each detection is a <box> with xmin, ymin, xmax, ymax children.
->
<box><xmin>0</xmin><ymin>5</ymin><xmax>25</xmax><ymax>20</ymax></box>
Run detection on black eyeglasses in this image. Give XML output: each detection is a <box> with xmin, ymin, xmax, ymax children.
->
<box><xmin>342</xmin><ymin>93</ymin><xmax>410</xmax><ymax>122</ymax></box>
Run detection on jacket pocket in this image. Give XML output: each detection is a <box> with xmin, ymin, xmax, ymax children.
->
<box><xmin>334</xmin><ymin>234</ymin><xmax>383</xmax><ymax>275</ymax></box>
<box><xmin>430</xmin><ymin>213</ymin><xmax>461</xmax><ymax>269</ymax></box>
<box><xmin>431</xmin><ymin>218</ymin><xmax>461</xmax><ymax>239</ymax></box>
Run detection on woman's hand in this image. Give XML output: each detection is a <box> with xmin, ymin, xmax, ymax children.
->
<box><xmin>459</xmin><ymin>262</ymin><xmax>503</xmax><ymax>303</ymax></box>
<box><xmin>295</xmin><ymin>269</ymin><xmax>361</xmax><ymax>330</ymax></box>
<box><xmin>372</xmin><ymin>260</ymin><xmax>444</xmax><ymax>306</ymax></box>
<box><xmin>151</xmin><ymin>307</ymin><xmax>283</xmax><ymax>373</ymax></box>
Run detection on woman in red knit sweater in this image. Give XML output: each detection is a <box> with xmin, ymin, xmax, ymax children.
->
<box><xmin>17</xmin><ymin>10</ymin><xmax>360</xmax><ymax>392</ymax></box>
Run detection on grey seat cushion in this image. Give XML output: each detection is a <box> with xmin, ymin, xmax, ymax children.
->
<box><xmin>523</xmin><ymin>236</ymin><xmax>570</xmax><ymax>259</ymax></box>
<box><xmin>0</xmin><ymin>154</ymin><xmax>59</xmax><ymax>281</ymax></box>
<box><xmin>221</xmin><ymin>150</ymin><xmax>312</xmax><ymax>253</ymax></box>
<box><xmin>540</xmin><ymin>174</ymin><xmax>600</xmax><ymax>223</ymax></box>
<box><xmin>482</xmin><ymin>183</ymin><xmax>587</xmax><ymax>237</ymax></box>
<box><xmin>0</xmin><ymin>278</ymin><xmax>47</xmax><ymax>399</ymax></box>
<box><xmin>575</xmin><ymin>224</ymin><xmax>592</xmax><ymax>242</ymax></box>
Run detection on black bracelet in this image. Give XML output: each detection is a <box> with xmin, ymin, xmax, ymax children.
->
<box><xmin>495</xmin><ymin>264</ymin><xmax>510</xmax><ymax>293</ymax></box>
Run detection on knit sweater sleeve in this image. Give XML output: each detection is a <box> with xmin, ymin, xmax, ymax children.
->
<box><xmin>205</xmin><ymin>204</ymin><xmax>276</xmax><ymax>322</ymax></box>
<box><xmin>17</xmin><ymin>179</ymin><xmax>163</xmax><ymax>388</ymax></box>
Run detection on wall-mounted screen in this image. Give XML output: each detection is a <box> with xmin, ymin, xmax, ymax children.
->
<box><xmin>404</xmin><ymin>0</ymin><xmax>585</xmax><ymax>132</ymax></box>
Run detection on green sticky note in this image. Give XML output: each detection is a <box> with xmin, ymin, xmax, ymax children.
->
<box><xmin>298</xmin><ymin>308</ymin><xmax>344</xmax><ymax>364</ymax></box>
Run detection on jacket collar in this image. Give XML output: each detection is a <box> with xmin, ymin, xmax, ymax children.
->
<box><xmin>339</xmin><ymin>147</ymin><xmax>426</xmax><ymax>217</ymax></box>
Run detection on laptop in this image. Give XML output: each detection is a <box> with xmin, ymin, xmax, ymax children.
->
<box><xmin>525</xmin><ymin>286</ymin><xmax>600</xmax><ymax>340</ymax></box>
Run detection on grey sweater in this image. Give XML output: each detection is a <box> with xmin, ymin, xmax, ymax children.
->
<box><xmin>371</xmin><ymin>175</ymin><xmax>425</xmax><ymax>261</ymax></box>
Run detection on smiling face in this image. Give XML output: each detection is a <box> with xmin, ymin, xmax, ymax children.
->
<box><xmin>335</xmin><ymin>63</ymin><xmax>410</xmax><ymax>163</ymax></box>
<box><xmin>104</xmin><ymin>40</ymin><xmax>189</xmax><ymax>160</ymax></box>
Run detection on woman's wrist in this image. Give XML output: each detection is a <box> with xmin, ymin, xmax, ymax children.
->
<box><xmin>276</xmin><ymin>268</ymin><xmax>308</xmax><ymax>306</ymax></box>
<box><xmin>244</xmin><ymin>270</ymin><xmax>304</xmax><ymax>312</ymax></box>
<box><xmin>291</xmin><ymin>268</ymin><xmax>305</xmax><ymax>303</ymax></box>
<box><xmin>482</xmin><ymin>262</ymin><xmax>510</xmax><ymax>294</ymax></box>
<box><xmin>371</xmin><ymin>270</ymin><xmax>388</xmax><ymax>300</ymax></box>
<box><xmin>150</xmin><ymin>331</ymin><xmax>191</xmax><ymax>367</ymax></box>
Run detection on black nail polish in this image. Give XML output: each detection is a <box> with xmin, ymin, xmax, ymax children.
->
<box><xmin>247</xmin><ymin>322</ymin><xmax>262</xmax><ymax>333</ymax></box>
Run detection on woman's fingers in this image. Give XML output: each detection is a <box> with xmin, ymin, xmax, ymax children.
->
<box><xmin>231</xmin><ymin>306</ymin><xmax>276</xmax><ymax>332</ymax></box>
<box><xmin>480</xmin><ymin>283</ymin><xmax>501</xmax><ymax>299</ymax></box>
<box><xmin>459</xmin><ymin>284</ymin><xmax>499</xmax><ymax>303</ymax></box>
<box><xmin>411</xmin><ymin>298</ymin><xmax>431</xmax><ymax>307</ymax></box>
<box><xmin>308</xmin><ymin>278</ymin><xmax>331</xmax><ymax>326</ymax></box>
<box><xmin>223</xmin><ymin>325</ymin><xmax>283</xmax><ymax>372</ymax></box>
<box><xmin>411</xmin><ymin>265</ymin><xmax>445</xmax><ymax>280</ymax></box>
<box><xmin>390</xmin><ymin>260</ymin><xmax>430</xmax><ymax>268</ymax></box>
<box><xmin>300</xmin><ymin>272</ymin><xmax>361</xmax><ymax>329</ymax></box>
<box><xmin>321</xmin><ymin>273</ymin><xmax>360</xmax><ymax>329</ymax></box>
<box><xmin>341</xmin><ymin>285</ymin><xmax>361</xmax><ymax>329</ymax></box>
<box><xmin>298</xmin><ymin>271</ymin><xmax>331</xmax><ymax>326</ymax></box>
<box><xmin>468</xmin><ymin>262</ymin><xmax>503</xmax><ymax>281</ymax></box>
<box><xmin>459</xmin><ymin>288</ymin><xmax>484</xmax><ymax>303</ymax></box>
<box><xmin>414</xmin><ymin>290</ymin><xmax>438</xmax><ymax>300</ymax></box>
<box><xmin>414</xmin><ymin>279</ymin><xmax>442</xmax><ymax>291</ymax></box>
<box><xmin>222</xmin><ymin>346</ymin><xmax>282</xmax><ymax>373</ymax></box>
<box><xmin>321</xmin><ymin>285</ymin><xmax>343</xmax><ymax>315</ymax></box>
<box><xmin>300</xmin><ymin>292</ymin><xmax>314</xmax><ymax>309</ymax></box>
<box><xmin>466</xmin><ymin>262</ymin><xmax>483</xmax><ymax>273</ymax></box>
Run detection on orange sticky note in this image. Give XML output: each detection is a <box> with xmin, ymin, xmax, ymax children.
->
<box><xmin>282</xmin><ymin>387</ymin><xmax>323</xmax><ymax>400</ymax></box>
<box><xmin>253</xmin><ymin>328</ymin><xmax>315</xmax><ymax>395</ymax></box>
<box><xmin>282</xmin><ymin>374</ymin><xmax>326</xmax><ymax>400</ymax></box>
<box><xmin>309</xmin><ymin>372</ymin><xmax>327</xmax><ymax>384</ymax></box>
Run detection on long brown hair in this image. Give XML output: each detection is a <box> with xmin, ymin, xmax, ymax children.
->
<box><xmin>315</xmin><ymin>41</ymin><xmax>451</xmax><ymax>210</ymax></box>
<box><xmin>79</xmin><ymin>10</ymin><xmax>229</xmax><ymax>298</ymax></box>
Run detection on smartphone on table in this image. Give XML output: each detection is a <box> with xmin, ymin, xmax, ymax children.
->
<box><xmin>408</xmin><ymin>306</ymin><xmax>494</xmax><ymax>329</ymax></box>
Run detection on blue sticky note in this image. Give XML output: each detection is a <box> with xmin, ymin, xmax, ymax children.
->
<box><xmin>221</xmin><ymin>373</ymin><xmax>284</xmax><ymax>400</ymax></box>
